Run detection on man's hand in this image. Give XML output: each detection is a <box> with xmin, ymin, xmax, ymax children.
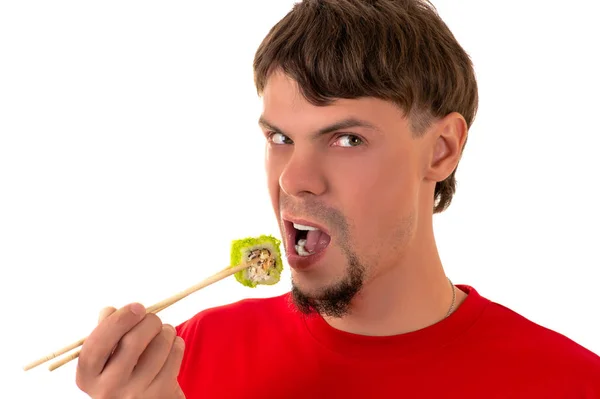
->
<box><xmin>75</xmin><ymin>303</ymin><xmax>186</xmax><ymax>399</ymax></box>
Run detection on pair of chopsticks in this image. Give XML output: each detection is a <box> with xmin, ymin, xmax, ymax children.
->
<box><xmin>23</xmin><ymin>263</ymin><xmax>249</xmax><ymax>372</ymax></box>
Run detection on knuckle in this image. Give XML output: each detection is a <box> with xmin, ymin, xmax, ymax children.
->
<box><xmin>171</xmin><ymin>336</ymin><xmax>185</xmax><ymax>360</ymax></box>
<box><xmin>146</xmin><ymin>384</ymin><xmax>179</xmax><ymax>399</ymax></box>
<box><xmin>76</xmin><ymin>360</ymin><xmax>96</xmax><ymax>382</ymax></box>
<box><xmin>75</xmin><ymin>369</ymin><xmax>88</xmax><ymax>392</ymax></box>
<box><xmin>75</xmin><ymin>372</ymin><xmax>119</xmax><ymax>399</ymax></box>
<box><xmin>120</xmin><ymin>331</ymin><xmax>144</xmax><ymax>353</ymax></box>
<box><xmin>174</xmin><ymin>336</ymin><xmax>185</xmax><ymax>353</ymax></box>
<box><xmin>97</xmin><ymin>306</ymin><xmax>117</xmax><ymax>324</ymax></box>
<box><xmin>161</xmin><ymin>325</ymin><xmax>177</xmax><ymax>346</ymax></box>
<box><xmin>98</xmin><ymin>391</ymin><xmax>124</xmax><ymax>399</ymax></box>
<box><xmin>78</xmin><ymin>336</ymin><xmax>100</xmax><ymax>370</ymax></box>
<box><xmin>95</xmin><ymin>389</ymin><xmax>119</xmax><ymax>399</ymax></box>
<box><xmin>152</xmin><ymin>327</ymin><xmax>174</xmax><ymax>351</ymax></box>
<box><xmin>119</xmin><ymin>314</ymin><xmax>164</xmax><ymax>353</ymax></box>
<box><xmin>122</xmin><ymin>392</ymin><xmax>141</xmax><ymax>399</ymax></box>
<box><xmin>145</xmin><ymin>313</ymin><xmax>163</xmax><ymax>331</ymax></box>
<box><xmin>162</xmin><ymin>323</ymin><xmax>176</xmax><ymax>337</ymax></box>
<box><xmin>115</xmin><ymin>307</ymin><xmax>138</xmax><ymax>327</ymax></box>
<box><xmin>144</xmin><ymin>316</ymin><xmax>164</xmax><ymax>341</ymax></box>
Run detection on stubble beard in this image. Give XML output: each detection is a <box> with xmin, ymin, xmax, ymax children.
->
<box><xmin>280</xmin><ymin>195</ymin><xmax>368</xmax><ymax>318</ymax></box>
<box><xmin>290</xmin><ymin>248</ymin><xmax>366</xmax><ymax>318</ymax></box>
<box><xmin>284</xmin><ymin>197</ymin><xmax>416</xmax><ymax>319</ymax></box>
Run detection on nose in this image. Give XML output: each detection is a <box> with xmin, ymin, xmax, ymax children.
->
<box><xmin>279</xmin><ymin>148</ymin><xmax>327</xmax><ymax>198</ymax></box>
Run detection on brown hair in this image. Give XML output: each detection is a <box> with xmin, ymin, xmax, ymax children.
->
<box><xmin>253</xmin><ymin>0</ymin><xmax>478</xmax><ymax>213</ymax></box>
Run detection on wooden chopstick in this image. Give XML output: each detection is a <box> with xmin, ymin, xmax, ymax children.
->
<box><xmin>23</xmin><ymin>263</ymin><xmax>249</xmax><ymax>372</ymax></box>
<box><xmin>22</xmin><ymin>338</ymin><xmax>86</xmax><ymax>372</ymax></box>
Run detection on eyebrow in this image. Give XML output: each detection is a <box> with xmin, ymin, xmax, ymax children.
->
<box><xmin>258</xmin><ymin>116</ymin><xmax>380</xmax><ymax>138</ymax></box>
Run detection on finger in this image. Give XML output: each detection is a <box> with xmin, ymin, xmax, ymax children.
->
<box><xmin>147</xmin><ymin>335</ymin><xmax>185</xmax><ymax>394</ymax></box>
<box><xmin>101</xmin><ymin>313</ymin><xmax>163</xmax><ymax>383</ymax></box>
<box><xmin>129</xmin><ymin>324</ymin><xmax>176</xmax><ymax>390</ymax></box>
<box><xmin>97</xmin><ymin>307</ymin><xmax>119</xmax><ymax>358</ymax></box>
<box><xmin>98</xmin><ymin>306</ymin><xmax>117</xmax><ymax>324</ymax></box>
<box><xmin>78</xmin><ymin>303</ymin><xmax>147</xmax><ymax>377</ymax></box>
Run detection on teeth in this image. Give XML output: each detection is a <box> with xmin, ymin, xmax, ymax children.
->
<box><xmin>293</xmin><ymin>223</ymin><xmax>319</xmax><ymax>231</ymax></box>
<box><xmin>291</xmin><ymin>222</ymin><xmax>319</xmax><ymax>257</ymax></box>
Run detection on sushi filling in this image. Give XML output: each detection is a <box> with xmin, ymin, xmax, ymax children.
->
<box><xmin>293</xmin><ymin>223</ymin><xmax>330</xmax><ymax>256</ymax></box>
<box><xmin>246</xmin><ymin>248</ymin><xmax>277</xmax><ymax>283</ymax></box>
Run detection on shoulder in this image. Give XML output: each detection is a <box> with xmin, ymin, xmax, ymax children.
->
<box><xmin>472</xmin><ymin>291</ymin><xmax>600</xmax><ymax>386</ymax></box>
<box><xmin>485</xmin><ymin>299</ymin><xmax>598</xmax><ymax>354</ymax></box>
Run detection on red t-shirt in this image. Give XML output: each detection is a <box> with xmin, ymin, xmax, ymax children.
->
<box><xmin>175</xmin><ymin>285</ymin><xmax>600</xmax><ymax>398</ymax></box>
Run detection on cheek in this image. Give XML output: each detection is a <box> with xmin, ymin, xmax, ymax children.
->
<box><xmin>265</xmin><ymin>147</ymin><xmax>285</xmax><ymax>211</ymax></box>
<box><xmin>337</xmin><ymin>152</ymin><xmax>418</xmax><ymax>239</ymax></box>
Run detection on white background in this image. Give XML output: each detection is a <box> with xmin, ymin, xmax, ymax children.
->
<box><xmin>1</xmin><ymin>1</ymin><xmax>599</xmax><ymax>397</ymax></box>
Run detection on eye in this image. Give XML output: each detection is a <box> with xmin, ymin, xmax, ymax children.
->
<box><xmin>268</xmin><ymin>132</ymin><xmax>293</xmax><ymax>145</ymax></box>
<box><xmin>333</xmin><ymin>134</ymin><xmax>363</xmax><ymax>147</ymax></box>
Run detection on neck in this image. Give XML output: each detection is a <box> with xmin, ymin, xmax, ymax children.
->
<box><xmin>323</xmin><ymin>216</ymin><xmax>466</xmax><ymax>336</ymax></box>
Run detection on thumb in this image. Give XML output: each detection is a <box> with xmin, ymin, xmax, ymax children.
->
<box><xmin>98</xmin><ymin>306</ymin><xmax>117</xmax><ymax>325</ymax></box>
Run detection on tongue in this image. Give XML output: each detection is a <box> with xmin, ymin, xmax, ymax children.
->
<box><xmin>304</xmin><ymin>230</ymin><xmax>331</xmax><ymax>253</ymax></box>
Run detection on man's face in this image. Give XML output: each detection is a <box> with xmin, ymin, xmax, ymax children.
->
<box><xmin>259</xmin><ymin>71</ymin><xmax>427</xmax><ymax>317</ymax></box>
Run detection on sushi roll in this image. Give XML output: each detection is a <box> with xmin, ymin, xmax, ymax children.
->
<box><xmin>230</xmin><ymin>234</ymin><xmax>283</xmax><ymax>288</ymax></box>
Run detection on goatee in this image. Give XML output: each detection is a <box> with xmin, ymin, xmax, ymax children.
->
<box><xmin>290</xmin><ymin>251</ymin><xmax>365</xmax><ymax>318</ymax></box>
<box><xmin>280</xmin><ymin>195</ymin><xmax>364</xmax><ymax>318</ymax></box>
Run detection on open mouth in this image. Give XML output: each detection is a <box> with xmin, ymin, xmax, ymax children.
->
<box><xmin>287</xmin><ymin>220</ymin><xmax>331</xmax><ymax>257</ymax></box>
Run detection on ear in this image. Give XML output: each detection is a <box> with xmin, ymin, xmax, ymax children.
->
<box><xmin>423</xmin><ymin>112</ymin><xmax>468</xmax><ymax>183</ymax></box>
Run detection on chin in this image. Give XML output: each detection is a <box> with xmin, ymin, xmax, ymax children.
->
<box><xmin>287</xmin><ymin>248</ymin><xmax>348</xmax><ymax>293</ymax></box>
<box><xmin>289</xmin><ymin>258</ymin><xmax>366</xmax><ymax>318</ymax></box>
<box><xmin>290</xmin><ymin>271</ymin><xmax>334</xmax><ymax>296</ymax></box>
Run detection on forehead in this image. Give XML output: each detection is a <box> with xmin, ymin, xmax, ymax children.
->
<box><xmin>261</xmin><ymin>70</ymin><xmax>410</xmax><ymax>134</ymax></box>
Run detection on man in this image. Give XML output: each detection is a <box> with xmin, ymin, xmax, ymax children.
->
<box><xmin>75</xmin><ymin>1</ymin><xmax>600</xmax><ymax>398</ymax></box>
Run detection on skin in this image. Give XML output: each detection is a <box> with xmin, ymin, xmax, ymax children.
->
<box><xmin>75</xmin><ymin>68</ymin><xmax>470</xmax><ymax>397</ymax></box>
<box><xmin>75</xmin><ymin>303</ymin><xmax>185</xmax><ymax>398</ymax></box>
<box><xmin>261</xmin><ymin>69</ymin><xmax>469</xmax><ymax>336</ymax></box>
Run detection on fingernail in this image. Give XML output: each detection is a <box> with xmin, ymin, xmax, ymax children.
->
<box><xmin>175</xmin><ymin>336</ymin><xmax>185</xmax><ymax>348</ymax></box>
<box><xmin>130</xmin><ymin>303</ymin><xmax>146</xmax><ymax>316</ymax></box>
